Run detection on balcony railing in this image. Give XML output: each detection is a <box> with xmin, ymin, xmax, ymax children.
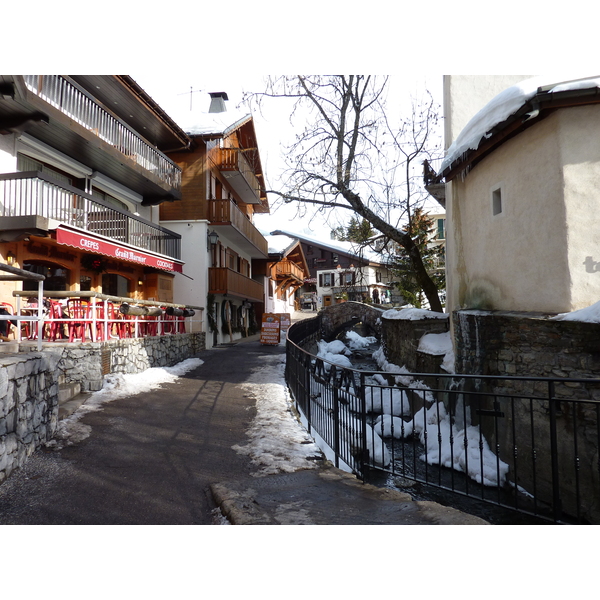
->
<box><xmin>23</xmin><ymin>75</ymin><xmax>181</xmax><ymax>190</ymax></box>
<box><xmin>213</xmin><ymin>147</ymin><xmax>261</xmax><ymax>203</ymax></box>
<box><xmin>208</xmin><ymin>267</ymin><xmax>263</xmax><ymax>302</ymax></box>
<box><xmin>275</xmin><ymin>259</ymin><xmax>304</xmax><ymax>281</ymax></box>
<box><xmin>0</xmin><ymin>172</ymin><xmax>181</xmax><ymax>260</ymax></box>
<box><xmin>208</xmin><ymin>199</ymin><xmax>268</xmax><ymax>256</ymax></box>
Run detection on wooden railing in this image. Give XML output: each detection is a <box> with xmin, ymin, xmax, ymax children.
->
<box><xmin>276</xmin><ymin>259</ymin><xmax>304</xmax><ymax>281</ymax></box>
<box><xmin>208</xmin><ymin>267</ymin><xmax>263</xmax><ymax>302</ymax></box>
<box><xmin>23</xmin><ymin>75</ymin><xmax>181</xmax><ymax>190</ymax></box>
<box><xmin>0</xmin><ymin>172</ymin><xmax>181</xmax><ymax>260</ymax></box>
<box><xmin>207</xmin><ymin>199</ymin><xmax>268</xmax><ymax>255</ymax></box>
<box><xmin>216</xmin><ymin>147</ymin><xmax>261</xmax><ymax>200</ymax></box>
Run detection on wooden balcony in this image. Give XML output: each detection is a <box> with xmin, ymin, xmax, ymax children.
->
<box><xmin>208</xmin><ymin>199</ymin><xmax>268</xmax><ymax>257</ymax></box>
<box><xmin>208</xmin><ymin>268</ymin><xmax>263</xmax><ymax>302</ymax></box>
<box><xmin>212</xmin><ymin>147</ymin><xmax>261</xmax><ymax>205</ymax></box>
<box><xmin>275</xmin><ymin>259</ymin><xmax>304</xmax><ymax>281</ymax></box>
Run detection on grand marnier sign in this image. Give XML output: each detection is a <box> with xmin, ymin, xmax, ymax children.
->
<box><xmin>55</xmin><ymin>226</ymin><xmax>183</xmax><ymax>273</ymax></box>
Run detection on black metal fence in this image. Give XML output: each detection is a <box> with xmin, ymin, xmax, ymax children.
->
<box><xmin>286</xmin><ymin>318</ymin><xmax>600</xmax><ymax>524</ymax></box>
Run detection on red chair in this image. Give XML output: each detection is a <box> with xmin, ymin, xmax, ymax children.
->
<box><xmin>44</xmin><ymin>300</ymin><xmax>67</xmax><ymax>342</ymax></box>
<box><xmin>93</xmin><ymin>301</ymin><xmax>119</xmax><ymax>341</ymax></box>
<box><xmin>117</xmin><ymin>313</ymin><xmax>135</xmax><ymax>339</ymax></box>
<box><xmin>161</xmin><ymin>310</ymin><xmax>176</xmax><ymax>335</ymax></box>
<box><xmin>67</xmin><ymin>299</ymin><xmax>93</xmax><ymax>342</ymax></box>
<box><xmin>139</xmin><ymin>314</ymin><xmax>159</xmax><ymax>337</ymax></box>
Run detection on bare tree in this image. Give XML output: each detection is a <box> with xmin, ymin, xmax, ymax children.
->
<box><xmin>248</xmin><ymin>75</ymin><xmax>444</xmax><ymax>312</ymax></box>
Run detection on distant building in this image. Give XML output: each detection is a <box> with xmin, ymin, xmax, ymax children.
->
<box><xmin>269</xmin><ymin>230</ymin><xmax>393</xmax><ymax>307</ymax></box>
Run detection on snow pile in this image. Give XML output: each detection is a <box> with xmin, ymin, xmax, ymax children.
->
<box><xmin>411</xmin><ymin>403</ymin><xmax>509</xmax><ymax>487</ymax></box>
<box><xmin>315</xmin><ymin>339</ymin><xmax>354</xmax><ymax>370</ymax></box>
<box><xmin>382</xmin><ymin>307</ymin><xmax>448</xmax><ymax>321</ymax></box>
<box><xmin>418</xmin><ymin>331</ymin><xmax>455</xmax><ymax>374</ymax></box>
<box><xmin>418</xmin><ymin>331</ymin><xmax>452</xmax><ymax>355</ymax></box>
<box><xmin>441</xmin><ymin>74</ymin><xmax>600</xmax><ymax>172</ymax></box>
<box><xmin>344</xmin><ymin>330</ymin><xmax>377</xmax><ymax>350</ymax></box>
<box><xmin>370</xmin><ymin>347</ymin><xmax>508</xmax><ymax>486</ymax></box>
<box><xmin>232</xmin><ymin>354</ymin><xmax>322</xmax><ymax>476</ymax></box>
<box><xmin>46</xmin><ymin>359</ymin><xmax>204</xmax><ymax>450</ymax></box>
<box><xmin>551</xmin><ymin>299</ymin><xmax>600</xmax><ymax>323</ymax></box>
<box><xmin>364</xmin><ymin>386</ymin><xmax>411</xmax><ymax>416</ymax></box>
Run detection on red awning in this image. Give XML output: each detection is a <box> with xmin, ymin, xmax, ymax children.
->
<box><xmin>55</xmin><ymin>226</ymin><xmax>184</xmax><ymax>273</ymax></box>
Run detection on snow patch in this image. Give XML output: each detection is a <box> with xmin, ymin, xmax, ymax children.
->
<box><xmin>382</xmin><ymin>307</ymin><xmax>448</xmax><ymax>321</ymax></box>
<box><xmin>551</xmin><ymin>299</ymin><xmax>600</xmax><ymax>323</ymax></box>
<box><xmin>45</xmin><ymin>358</ymin><xmax>204</xmax><ymax>450</ymax></box>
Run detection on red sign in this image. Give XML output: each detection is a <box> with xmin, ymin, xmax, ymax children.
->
<box><xmin>56</xmin><ymin>227</ymin><xmax>183</xmax><ymax>273</ymax></box>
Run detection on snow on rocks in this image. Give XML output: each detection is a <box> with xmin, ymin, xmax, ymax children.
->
<box><xmin>344</xmin><ymin>330</ymin><xmax>377</xmax><ymax>350</ymax></box>
<box><xmin>382</xmin><ymin>307</ymin><xmax>448</xmax><ymax>321</ymax></box>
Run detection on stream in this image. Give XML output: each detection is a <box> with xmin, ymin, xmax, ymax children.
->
<box><xmin>335</xmin><ymin>326</ymin><xmax>549</xmax><ymax>525</ymax></box>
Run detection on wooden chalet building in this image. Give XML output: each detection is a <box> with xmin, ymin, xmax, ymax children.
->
<box><xmin>160</xmin><ymin>93</ymin><xmax>271</xmax><ymax>346</ymax></box>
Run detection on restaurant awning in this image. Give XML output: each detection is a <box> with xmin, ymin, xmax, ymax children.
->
<box><xmin>55</xmin><ymin>226</ymin><xmax>184</xmax><ymax>273</ymax></box>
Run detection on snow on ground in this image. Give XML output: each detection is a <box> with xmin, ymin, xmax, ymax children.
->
<box><xmin>232</xmin><ymin>352</ymin><xmax>322</xmax><ymax>476</ymax></box>
<box><xmin>551</xmin><ymin>299</ymin><xmax>600</xmax><ymax>323</ymax></box>
<box><xmin>46</xmin><ymin>358</ymin><xmax>204</xmax><ymax>450</ymax></box>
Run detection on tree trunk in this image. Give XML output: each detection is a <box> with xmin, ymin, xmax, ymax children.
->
<box><xmin>340</xmin><ymin>188</ymin><xmax>443</xmax><ymax>313</ymax></box>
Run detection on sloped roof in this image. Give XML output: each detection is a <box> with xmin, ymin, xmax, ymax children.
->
<box><xmin>441</xmin><ymin>74</ymin><xmax>600</xmax><ymax>181</ymax></box>
<box><xmin>269</xmin><ymin>229</ymin><xmax>384</xmax><ymax>266</ymax></box>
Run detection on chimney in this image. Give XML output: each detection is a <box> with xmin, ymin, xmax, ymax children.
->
<box><xmin>208</xmin><ymin>92</ymin><xmax>229</xmax><ymax>113</ymax></box>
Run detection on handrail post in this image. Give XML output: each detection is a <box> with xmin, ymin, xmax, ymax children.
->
<box><xmin>548</xmin><ymin>380</ymin><xmax>562</xmax><ymax>522</ymax></box>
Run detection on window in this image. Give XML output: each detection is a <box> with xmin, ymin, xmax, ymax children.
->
<box><xmin>17</xmin><ymin>153</ymin><xmax>73</xmax><ymax>186</ymax></box>
<box><xmin>492</xmin><ymin>187</ymin><xmax>503</xmax><ymax>216</ymax></box>
<box><xmin>319</xmin><ymin>273</ymin><xmax>333</xmax><ymax>287</ymax></box>
<box><xmin>437</xmin><ymin>219</ymin><xmax>445</xmax><ymax>240</ymax></box>
<box><xmin>102</xmin><ymin>273</ymin><xmax>130</xmax><ymax>297</ymax></box>
<box><xmin>23</xmin><ymin>261</ymin><xmax>70</xmax><ymax>291</ymax></box>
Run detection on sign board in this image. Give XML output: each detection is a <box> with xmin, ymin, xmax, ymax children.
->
<box><xmin>260</xmin><ymin>313</ymin><xmax>281</xmax><ymax>345</ymax></box>
<box><xmin>278</xmin><ymin>313</ymin><xmax>291</xmax><ymax>334</ymax></box>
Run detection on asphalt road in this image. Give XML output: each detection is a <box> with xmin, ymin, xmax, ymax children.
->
<box><xmin>0</xmin><ymin>339</ymin><xmax>283</xmax><ymax>525</ymax></box>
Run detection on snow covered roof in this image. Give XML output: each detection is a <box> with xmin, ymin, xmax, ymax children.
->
<box><xmin>176</xmin><ymin>110</ymin><xmax>252</xmax><ymax>137</ymax></box>
<box><xmin>269</xmin><ymin>229</ymin><xmax>384</xmax><ymax>265</ymax></box>
<box><xmin>265</xmin><ymin>234</ymin><xmax>297</xmax><ymax>255</ymax></box>
<box><xmin>441</xmin><ymin>74</ymin><xmax>600</xmax><ymax>179</ymax></box>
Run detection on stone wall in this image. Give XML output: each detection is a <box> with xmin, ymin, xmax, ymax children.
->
<box><xmin>1</xmin><ymin>332</ymin><xmax>205</xmax><ymax>484</ymax></box>
<box><xmin>53</xmin><ymin>332</ymin><xmax>206</xmax><ymax>391</ymax></box>
<box><xmin>381</xmin><ymin>311</ymin><xmax>450</xmax><ymax>373</ymax></box>
<box><xmin>453</xmin><ymin>309</ymin><xmax>600</xmax><ymax>523</ymax></box>
<box><xmin>0</xmin><ymin>353</ymin><xmax>60</xmax><ymax>484</ymax></box>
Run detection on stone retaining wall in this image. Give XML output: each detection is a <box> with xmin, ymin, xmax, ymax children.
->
<box><xmin>381</xmin><ymin>311</ymin><xmax>450</xmax><ymax>373</ymax></box>
<box><xmin>0</xmin><ymin>353</ymin><xmax>60</xmax><ymax>484</ymax></box>
<box><xmin>0</xmin><ymin>332</ymin><xmax>205</xmax><ymax>484</ymax></box>
<box><xmin>453</xmin><ymin>309</ymin><xmax>600</xmax><ymax>523</ymax></box>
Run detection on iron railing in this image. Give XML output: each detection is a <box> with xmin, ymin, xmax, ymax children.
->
<box><xmin>0</xmin><ymin>172</ymin><xmax>181</xmax><ymax>260</ymax></box>
<box><xmin>23</xmin><ymin>75</ymin><xmax>181</xmax><ymax>189</ymax></box>
<box><xmin>286</xmin><ymin>318</ymin><xmax>600</xmax><ymax>524</ymax></box>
